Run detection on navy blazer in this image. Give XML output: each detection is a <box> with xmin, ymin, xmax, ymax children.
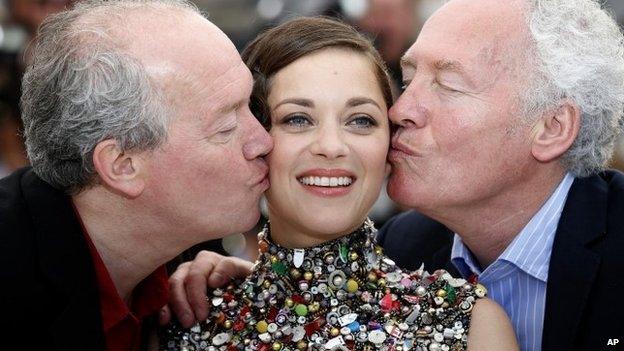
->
<box><xmin>377</xmin><ymin>171</ymin><xmax>624</xmax><ymax>351</ymax></box>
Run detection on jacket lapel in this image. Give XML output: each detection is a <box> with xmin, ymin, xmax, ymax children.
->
<box><xmin>20</xmin><ymin>170</ymin><xmax>105</xmax><ymax>350</ymax></box>
<box><xmin>542</xmin><ymin>175</ymin><xmax>607</xmax><ymax>351</ymax></box>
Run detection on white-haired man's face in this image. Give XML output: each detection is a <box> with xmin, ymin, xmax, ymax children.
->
<box><xmin>387</xmin><ymin>0</ymin><xmax>537</xmax><ymax>216</ymax></box>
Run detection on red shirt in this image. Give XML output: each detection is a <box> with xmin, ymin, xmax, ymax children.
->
<box><xmin>75</xmin><ymin>207</ymin><xmax>169</xmax><ymax>351</ymax></box>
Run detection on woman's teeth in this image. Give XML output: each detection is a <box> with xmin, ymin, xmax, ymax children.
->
<box><xmin>298</xmin><ymin>176</ymin><xmax>353</xmax><ymax>187</ymax></box>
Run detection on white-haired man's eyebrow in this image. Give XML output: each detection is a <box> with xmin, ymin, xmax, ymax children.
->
<box><xmin>434</xmin><ymin>59</ymin><xmax>478</xmax><ymax>90</ymax></box>
<box><xmin>434</xmin><ymin>59</ymin><xmax>466</xmax><ymax>73</ymax></box>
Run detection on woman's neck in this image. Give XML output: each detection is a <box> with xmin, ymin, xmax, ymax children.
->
<box><xmin>267</xmin><ymin>208</ymin><xmax>368</xmax><ymax>249</ymax></box>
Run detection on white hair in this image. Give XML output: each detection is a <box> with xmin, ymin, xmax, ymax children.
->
<box><xmin>21</xmin><ymin>0</ymin><xmax>201</xmax><ymax>194</ymax></box>
<box><xmin>523</xmin><ymin>0</ymin><xmax>624</xmax><ymax>176</ymax></box>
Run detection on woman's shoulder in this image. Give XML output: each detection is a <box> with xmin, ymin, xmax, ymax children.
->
<box><xmin>382</xmin><ymin>264</ymin><xmax>488</xmax><ymax>349</ymax></box>
<box><xmin>393</xmin><ymin>266</ymin><xmax>517</xmax><ymax>351</ymax></box>
<box><xmin>396</xmin><ymin>265</ymin><xmax>487</xmax><ymax>313</ymax></box>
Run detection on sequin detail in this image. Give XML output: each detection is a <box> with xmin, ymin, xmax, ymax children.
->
<box><xmin>161</xmin><ymin>219</ymin><xmax>483</xmax><ymax>351</ymax></box>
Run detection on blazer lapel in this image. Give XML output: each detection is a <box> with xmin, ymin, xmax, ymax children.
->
<box><xmin>542</xmin><ymin>175</ymin><xmax>607</xmax><ymax>351</ymax></box>
<box><xmin>20</xmin><ymin>170</ymin><xmax>105</xmax><ymax>350</ymax></box>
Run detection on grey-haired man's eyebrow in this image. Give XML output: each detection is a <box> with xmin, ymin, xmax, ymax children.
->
<box><xmin>400</xmin><ymin>56</ymin><xmax>417</xmax><ymax>69</ymax></box>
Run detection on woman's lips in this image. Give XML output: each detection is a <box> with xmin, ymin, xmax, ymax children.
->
<box><xmin>296</xmin><ymin>169</ymin><xmax>356</xmax><ymax>197</ymax></box>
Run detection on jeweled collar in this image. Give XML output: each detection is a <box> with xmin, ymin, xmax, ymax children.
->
<box><xmin>254</xmin><ymin>218</ymin><xmax>378</xmax><ymax>282</ymax></box>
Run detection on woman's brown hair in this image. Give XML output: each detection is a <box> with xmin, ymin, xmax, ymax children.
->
<box><xmin>241</xmin><ymin>16</ymin><xmax>394</xmax><ymax>128</ymax></box>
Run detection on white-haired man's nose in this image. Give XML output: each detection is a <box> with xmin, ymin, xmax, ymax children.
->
<box><xmin>389</xmin><ymin>92</ymin><xmax>429</xmax><ymax>129</ymax></box>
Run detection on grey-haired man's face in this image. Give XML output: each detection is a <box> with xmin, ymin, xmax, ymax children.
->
<box><xmin>127</xmin><ymin>11</ymin><xmax>273</xmax><ymax>241</ymax></box>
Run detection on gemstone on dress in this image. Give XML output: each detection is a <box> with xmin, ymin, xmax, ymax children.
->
<box><xmin>295</xmin><ymin>304</ymin><xmax>308</xmax><ymax>316</ymax></box>
<box><xmin>475</xmin><ymin>284</ymin><xmax>487</xmax><ymax>298</ymax></box>
<box><xmin>368</xmin><ymin>330</ymin><xmax>387</xmax><ymax>345</ymax></box>
<box><xmin>338</xmin><ymin>313</ymin><xmax>358</xmax><ymax>326</ymax></box>
<box><xmin>325</xmin><ymin>336</ymin><xmax>346</xmax><ymax>350</ymax></box>
<box><xmin>328</xmin><ymin>270</ymin><xmax>347</xmax><ymax>289</ymax></box>
<box><xmin>339</xmin><ymin>245</ymin><xmax>349</xmax><ymax>263</ymax></box>
<box><xmin>212</xmin><ymin>332</ymin><xmax>231</xmax><ymax>346</ymax></box>
<box><xmin>380</xmin><ymin>293</ymin><xmax>394</xmax><ymax>311</ymax></box>
<box><xmin>346</xmin><ymin>279</ymin><xmax>359</xmax><ymax>293</ymax></box>
<box><xmin>272</xmin><ymin>262</ymin><xmax>288</xmax><ymax>276</ymax></box>
<box><xmin>256</xmin><ymin>320</ymin><xmax>269</xmax><ymax>333</ymax></box>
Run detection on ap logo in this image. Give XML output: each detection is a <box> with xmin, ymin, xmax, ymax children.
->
<box><xmin>607</xmin><ymin>339</ymin><xmax>620</xmax><ymax>346</ymax></box>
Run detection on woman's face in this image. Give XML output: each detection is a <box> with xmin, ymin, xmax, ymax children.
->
<box><xmin>265</xmin><ymin>48</ymin><xmax>390</xmax><ymax>246</ymax></box>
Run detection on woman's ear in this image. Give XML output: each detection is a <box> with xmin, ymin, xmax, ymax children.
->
<box><xmin>531</xmin><ymin>101</ymin><xmax>581</xmax><ymax>163</ymax></box>
<box><xmin>92</xmin><ymin>139</ymin><xmax>146</xmax><ymax>198</ymax></box>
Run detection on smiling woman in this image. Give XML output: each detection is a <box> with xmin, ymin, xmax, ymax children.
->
<box><xmin>263</xmin><ymin>47</ymin><xmax>390</xmax><ymax>248</ymax></box>
<box><xmin>160</xmin><ymin>17</ymin><xmax>518</xmax><ymax>351</ymax></box>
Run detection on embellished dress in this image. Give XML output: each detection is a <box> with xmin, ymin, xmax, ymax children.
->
<box><xmin>161</xmin><ymin>219</ymin><xmax>486</xmax><ymax>351</ymax></box>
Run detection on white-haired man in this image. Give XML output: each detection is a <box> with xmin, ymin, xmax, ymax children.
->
<box><xmin>379</xmin><ymin>0</ymin><xmax>624</xmax><ymax>350</ymax></box>
<box><xmin>172</xmin><ymin>0</ymin><xmax>624</xmax><ymax>350</ymax></box>
<box><xmin>0</xmin><ymin>0</ymin><xmax>271</xmax><ymax>349</ymax></box>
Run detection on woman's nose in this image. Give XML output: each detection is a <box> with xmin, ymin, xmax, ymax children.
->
<box><xmin>309</xmin><ymin>123</ymin><xmax>349</xmax><ymax>159</ymax></box>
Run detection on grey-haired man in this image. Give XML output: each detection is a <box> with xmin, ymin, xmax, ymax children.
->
<box><xmin>0</xmin><ymin>0</ymin><xmax>270</xmax><ymax>349</ymax></box>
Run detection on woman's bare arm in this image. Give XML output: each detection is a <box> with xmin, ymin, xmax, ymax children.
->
<box><xmin>467</xmin><ymin>298</ymin><xmax>519</xmax><ymax>351</ymax></box>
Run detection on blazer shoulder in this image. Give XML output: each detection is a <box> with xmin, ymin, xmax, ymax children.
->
<box><xmin>378</xmin><ymin>210</ymin><xmax>451</xmax><ymax>240</ymax></box>
<box><xmin>604</xmin><ymin>170</ymin><xmax>624</xmax><ymax>201</ymax></box>
<box><xmin>377</xmin><ymin>210</ymin><xmax>454</xmax><ymax>271</ymax></box>
<box><xmin>0</xmin><ymin>168</ymin><xmax>34</xmax><ymax>232</ymax></box>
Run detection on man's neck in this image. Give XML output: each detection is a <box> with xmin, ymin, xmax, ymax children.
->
<box><xmin>72</xmin><ymin>188</ymin><xmax>182</xmax><ymax>303</ymax></box>
<box><xmin>428</xmin><ymin>167</ymin><xmax>567</xmax><ymax>269</ymax></box>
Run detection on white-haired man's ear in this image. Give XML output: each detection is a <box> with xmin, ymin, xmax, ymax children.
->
<box><xmin>530</xmin><ymin>101</ymin><xmax>581</xmax><ymax>163</ymax></box>
<box><xmin>92</xmin><ymin>139</ymin><xmax>146</xmax><ymax>198</ymax></box>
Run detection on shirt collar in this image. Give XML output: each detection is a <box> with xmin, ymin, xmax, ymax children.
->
<box><xmin>71</xmin><ymin>201</ymin><xmax>169</xmax><ymax>331</ymax></box>
<box><xmin>452</xmin><ymin>173</ymin><xmax>575</xmax><ymax>283</ymax></box>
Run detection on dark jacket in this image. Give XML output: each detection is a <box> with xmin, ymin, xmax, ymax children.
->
<box><xmin>0</xmin><ymin>167</ymin><xmax>226</xmax><ymax>350</ymax></box>
<box><xmin>0</xmin><ymin>167</ymin><xmax>106</xmax><ymax>350</ymax></box>
<box><xmin>377</xmin><ymin>171</ymin><xmax>624</xmax><ymax>350</ymax></box>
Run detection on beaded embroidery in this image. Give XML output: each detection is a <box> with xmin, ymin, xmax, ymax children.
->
<box><xmin>161</xmin><ymin>219</ymin><xmax>486</xmax><ymax>351</ymax></box>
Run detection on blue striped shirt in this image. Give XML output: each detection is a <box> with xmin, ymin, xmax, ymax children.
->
<box><xmin>451</xmin><ymin>173</ymin><xmax>575</xmax><ymax>351</ymax></box>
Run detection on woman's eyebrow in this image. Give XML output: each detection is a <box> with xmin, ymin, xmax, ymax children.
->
<box><xmin>347</xmin><ymin>97</ymin><xmax>382</xmax><ymax>110</ymax></box>
<box><xmin>272</xmin><ymin>98</ymin><xmax>314</xmax><ymax>111</ymax></box>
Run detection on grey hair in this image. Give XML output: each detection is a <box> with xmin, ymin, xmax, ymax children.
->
<box><xmin>522</xmin><ymin>0</ymin><xmax>624</xmax><ymax>177</ymax></box>
<box><xmin>21</xmin><ymin>0</ymin><xmax>201</xmax><ymax>194</ymax></box>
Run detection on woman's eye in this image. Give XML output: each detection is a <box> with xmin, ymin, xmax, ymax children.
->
<box><xmin>347</xmin><ymin>115</ymin><xmax>377</xmax><ymax>128</ymax></box>
<box><xmin>283</xmin><ymin>114</ymin><xmax>312</xmax><ymax>127</ymax></box>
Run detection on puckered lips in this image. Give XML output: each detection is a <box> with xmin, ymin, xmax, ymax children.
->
<box><xmin>296</xmin><ymin>168</ymin><xmax>356</xmax><ymax>197</ymax></box>
<box><xmin>251</xmin><ymin>162</ymin><xmax>270</xmax><ymax>191</ymax></box>
<box><xmin>389</xmin><ymin>138</ymin><xmax>420</xmax><ymax>162</ymax></box>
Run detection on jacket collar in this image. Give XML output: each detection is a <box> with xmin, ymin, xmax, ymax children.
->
<box><xmin>541</xmin><ymin>173</ymin><xmax>608</xmax><ymax>351</ymax></box>
<box><xmin>20</xmin><ymin>169</ymin><xmax>105</xmax><ymax>350</ymax></box>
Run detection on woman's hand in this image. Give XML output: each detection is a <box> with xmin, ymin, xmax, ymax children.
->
<box><xmin>159</xmin><ymin>251</ymin><xmax>253</xmax><ymax>328</ymax></box>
